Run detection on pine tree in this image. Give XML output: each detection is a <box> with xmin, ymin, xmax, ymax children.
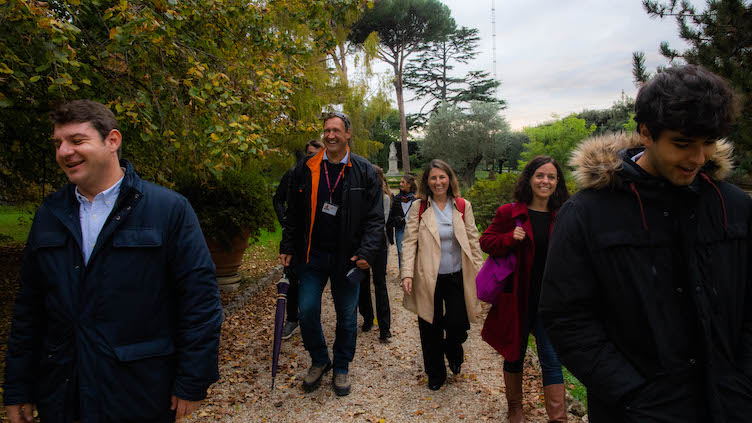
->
<box><xmin>633</xmin><ymin>0</ymin><xmax>752</xmax><ymax>166</ymax></box>
<box><xmin>403</xmin><ymin>27</ymin><xmax>504</xmax><ymax>124</ymax></box>
<box><xmin>348</xmin><ymin>0</ymin><xmax>456</xmax><ymax>173</ymax></box>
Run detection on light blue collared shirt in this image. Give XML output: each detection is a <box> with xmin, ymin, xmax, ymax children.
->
<box><xmin>434</xmin><ymin>201</ymin><xmax>462</xmax><ymax>274</ymax></box>
<box><xmin>323</xmin><ymin>149</ymin><xmax>349</xmax><ymax>164</ymax></box>
<box><xmin>76</xmin><ymin>175</ymin><xmax>124</xmax><ymax>264</ymax></box>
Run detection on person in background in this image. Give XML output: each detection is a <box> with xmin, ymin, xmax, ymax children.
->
<box><xmin>359</xmin><ymin>165</ymin><xmax>393</xmax><ymax>343</ymax></box>
<box><xmin>279</xmin><ymin>111</ymin><xmax>383</xmax><ymax>396</ymax></box>
<box><xmin>273</xmin><ymin>139</ymin><xmax>323</xmax><ymax>340</ymax></box>
<box><xmin>387</xmin><ymin>174</ymin><xmax>417</xmax><ymax>268</ymax></box>
<box><xmin>479</xmin><ymin>156</ymin><xmax>571</xmax><ymax>423</ymax></box>
<box><xmin>400</xmin><ymin>159</ymin><xmax>483</xmax><ymax>391</ymax></box>
<box><xmin>540</xmin><ymin>65</ymin><xmax>752</xmax><ymax>422</ymax></box>
<box><xmin>4</xmin><ymin>100</ymin><xmax>222</xmax><ymax>422</ymax></box>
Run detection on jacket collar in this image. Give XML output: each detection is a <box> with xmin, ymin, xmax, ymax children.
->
<box><xmin>43</xmin><ymin>160</ymin><xmax>144</xmax><ymax>260</ymax></box>
<box><xmin>570</xmin><ymin>132</ymin><xmax>734</xmax><ymax>190</ymax></box>
<box><xmin>510</xmin><ymin>202</ymin><xmax>528</xmax><ymax>219</ymax></box>
<box><xmin>47</xmin><ymin>159</ymin><xmax>143</xmax><ymax>211</ymax></box>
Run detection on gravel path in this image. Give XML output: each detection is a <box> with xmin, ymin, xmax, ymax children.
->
<box><xmin>194</xmin><ymin>245</ymin><xmax>577</xmax><ymax>422</ymax></box>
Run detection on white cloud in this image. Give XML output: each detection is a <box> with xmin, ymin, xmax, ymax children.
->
<box><xmin>369</xmin><ymin>0</ymin><xmax>697</xmax><ymax>130</ymax></box>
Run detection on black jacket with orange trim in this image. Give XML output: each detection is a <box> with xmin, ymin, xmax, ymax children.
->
<box><xmin>279</xmin><ymin>149</ymin><xmax>384</xmax><ymax>270</ymax></box>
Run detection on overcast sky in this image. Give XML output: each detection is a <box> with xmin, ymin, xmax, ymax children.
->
<box><xmin>366</xmin><ymin>0</ymin><xmax>695</xmax><ymax>130</ymax></box>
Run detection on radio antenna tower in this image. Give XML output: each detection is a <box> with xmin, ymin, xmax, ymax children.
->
<box><xmin>491</xmin><ymin>0</ymin><xmax>497</xmax><ymax>80</ymax></box>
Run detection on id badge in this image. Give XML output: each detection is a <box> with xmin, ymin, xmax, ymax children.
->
<box><xmin>322</xmin><ymin>202</ymin><xmax>339</xmax><ymax>216</ymax></box>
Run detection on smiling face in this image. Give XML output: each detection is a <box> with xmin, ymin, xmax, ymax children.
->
<box><xmin>399</xmin><ymin>177</ymin><xmax>409</xmax><ymax>192</ymax></box>
<box><xmin>322</xmin><ymin>117</ymin><xmax>350</xmax><ymax>159</ymax></box>
<box><xmin>54</xmin><ymin>121</ymin><xmax>121</xmax><ymax>199</ymax></box>
<box><xmin>427</xmin><ymin>167</ymin><xmax>450</xmax><ymax>198</ymax></box>
<box><xmin>639</xmin><ymin>127</ymin><xmax>717</xmax><ymax>186</ymax></box>
<box><xmin>529</xmin><ymin>162</ymin><xmax>558</xmax><ymax>203</ymax></box>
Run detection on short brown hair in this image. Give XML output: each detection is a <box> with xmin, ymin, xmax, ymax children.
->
<box><xmin>50</xmin><ymin>100</ymin><xmax>121</xmax><ymax>157</ymax></box>
<box><xmin>417</xmin><ymin>159</ymin><xmax>460</xmax><ymax>200</ymax></box>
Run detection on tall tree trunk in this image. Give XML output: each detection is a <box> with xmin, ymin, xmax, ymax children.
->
<box><xmin>393</xmin><ymin>63</ymin><xmax>410</xmax><ymax>173</ymax></box>
<box><xmin>461</xmin><ymin>156</ymin><xmax>483</xmax><ymax>188</ymax></box>
<box><xmin>338</xmin><ymin>42</ymin><xmax>348</xmax><ymax>87</ymax></box>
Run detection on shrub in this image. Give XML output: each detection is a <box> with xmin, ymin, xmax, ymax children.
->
<box><xmin>173</xmin><ymin>165</ymin><xmax>276</xmax><ymax>250</ymax></box>
<box><xmin>464</xmin><ymin>172</ymin><xmax>518</xmax><ymax>231</ymax></box>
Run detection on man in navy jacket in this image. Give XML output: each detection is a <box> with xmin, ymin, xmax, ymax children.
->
<box><xmin>3</xmin><ymin>100</ymin><xmax>223</xmax><ymax>422</ymax></box>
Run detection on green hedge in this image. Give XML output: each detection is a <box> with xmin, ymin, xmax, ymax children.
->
<box><xmin>464</xmin><ymin>172</ymin><xmax>518</xmax><ymax>231</ymax></box>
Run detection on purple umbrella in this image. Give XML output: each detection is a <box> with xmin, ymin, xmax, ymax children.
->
<box><xmin>271</xmin><ymin>273</ymin><xmax>290</xmax><ymax>390</ymax></box>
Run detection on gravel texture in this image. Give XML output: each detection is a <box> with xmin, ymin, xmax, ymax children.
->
<box><xmin>192</xmin><ymin>245</ymin><xmax>582</xmax><ymax>422</ymax></box>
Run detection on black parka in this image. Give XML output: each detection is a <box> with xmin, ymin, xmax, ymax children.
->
<box><xmin>279</xmin><ymin>149</ymin><xmax>384</xmax><ymax>271</ymax></box>
<box><xmin>540</xmin><ymin>133</ymin><xmax>752</xmax><ymax>422</ymax></box>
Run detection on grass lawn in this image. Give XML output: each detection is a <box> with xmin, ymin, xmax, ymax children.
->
<box><xmin>0</xmin><ymin>205</ymin><xmax>33</xmax><ymax>243</ymax></box>
<box><xmin>249</xmin><ymin>221</ymin><xmax>282</xmax><ymax>247</ymax></box>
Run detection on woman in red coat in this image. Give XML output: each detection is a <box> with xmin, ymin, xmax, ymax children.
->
<box><xmin>479</xmin><ymin>156</ymin><xmax>570</xmax><ymax>423</ymax></box>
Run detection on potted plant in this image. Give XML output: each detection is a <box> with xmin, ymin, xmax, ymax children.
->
<box><xmin>173</xmin><ymin>163</ymin><xmax>275</xmax><ymax>290</ymax></box>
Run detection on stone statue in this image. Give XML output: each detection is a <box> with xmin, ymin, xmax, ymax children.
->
<box><xmin>387</xmin><ymin>142</ymin><xmax>400</xmax><ymax>176</ymax></box>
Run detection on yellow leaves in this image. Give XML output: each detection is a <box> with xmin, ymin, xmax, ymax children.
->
<box><xmin>0</xmin><ymin>63</ymin><xmax>13</xmax><ymax>74</ymax></box>
<box><xmin>109</xmin><ymin>27</ymin><xmax>120</xmax><ymax>40</ymax></box>
<box><xmin>81</xmin><ymin>78</ymin><xmax>91</xmax><ymax>86</ymax></box>
<box><xmin>29</xmin><ymin>75</ymin><xmax>41</xmax><ymax>83</ymax></box>
<box><xmin>210</xmin><ymin>133</ymin><xmax>220</xmax><ymax>141</ymax></box>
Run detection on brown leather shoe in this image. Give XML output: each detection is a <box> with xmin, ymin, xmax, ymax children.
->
<box><xmin>543</xmin><ymin>383</ymin><xmax>568</xmax><ymax>422</ymax></box>
<box><xmin>504</xmin><ymin>371</ymin><xmax>524</xmax><ymax>423</ymax></box>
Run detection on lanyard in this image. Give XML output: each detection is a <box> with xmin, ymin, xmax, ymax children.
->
<box><xmin>324</xmin><ymin>161</ymin><xmax>347</xmax><ymax>202</ymax></box>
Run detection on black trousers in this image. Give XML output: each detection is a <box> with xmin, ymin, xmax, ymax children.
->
<box><xmin>285</xmin><ymin>261</ymin><xmax>299</xmax><ymax>323</ymax></box>
<box><xmin>358</xmin><ymin>244</ymin><xmax>391</xmax><ymax>336</ymax></box>
<box><xmin>418</xmin><ymin>270</ymin><xmax>469</xmax><ymax>382</ymax></box>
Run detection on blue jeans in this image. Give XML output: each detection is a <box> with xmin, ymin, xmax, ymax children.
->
<box><xmin>395</xmin><ymin>227</ymin><xmax>405</xmax><ymax>267</ymax></box>
<box><xmin>503</xmin><ymin>318</ymin><xmax>564</xmax><ymax>386</ymax></box>
<box><xmin>297</xmin><ymin>248</ymin><xmax>360</xmax><ymax>374</ymax></box>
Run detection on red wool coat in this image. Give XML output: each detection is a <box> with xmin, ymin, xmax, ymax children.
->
<box><xmin>479</xmin><ymin>202</ymin><xmax>555</xmax><ymax>361</ymax></box>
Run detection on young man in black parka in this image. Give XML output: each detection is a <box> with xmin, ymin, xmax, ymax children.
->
<box><xmin>540</xmin><ymin>65</ymin><xmax>752</xmax><ymax>422</ymax></box>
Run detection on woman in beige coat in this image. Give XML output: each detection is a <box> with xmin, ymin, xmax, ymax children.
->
<box><xmin>401</xmin><ymin>159</ymin><xmax>484</xmax><ymax>391</ymax></box>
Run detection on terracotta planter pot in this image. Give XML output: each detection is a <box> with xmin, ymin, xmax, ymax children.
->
<box><xmin>205</xmin><ymin>230</ymin><xmax>251</xmax><ymax>290</ymax></box>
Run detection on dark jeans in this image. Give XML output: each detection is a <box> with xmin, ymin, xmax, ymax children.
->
<box><xmin>395</xmin><ymin>227</ymin><xmax>405</xmax><ymax>268</ymax></box>
<box><xmin>358</xmin><ymin>243</ymin><xmax>391</xmax><ymax>336</ymax></box>
<box><xmin>418</xmin><ymin>270</ymin><xmax>469</xmax><ymax>382</ymax></box>
<box><xmin>284</xmin><ymin>264</ymin><xmax>299</xmax><ymax>323</ymax></box>
<box><xmin>503</xmin><ymin>317</ymin><xmax>564</xmax><ymax>386</ymax></box>
<box><xmin>297</xmin><ymin>248</ymin><xmax>360</xmax><ymax>374</ymax></box>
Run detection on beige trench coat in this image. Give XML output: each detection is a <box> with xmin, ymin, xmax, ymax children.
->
<box><xmin>400</xmin><ymin>197</ymin><xmax>484</xmax><ymax>324</ymax></box>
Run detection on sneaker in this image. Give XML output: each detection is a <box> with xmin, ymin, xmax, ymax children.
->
<box><xmin>379</xmin><ymin>330</ymin><xmax>392</xmax><ymax>344</ymax></box>
<box><xmin>302</xmin><ymin>361</ymin><xmax>332</xmax><ymax>393</ymax></box>
<box><xmin>362</xmin><ymin>321</ymin><xmax>373</xmax><ymax>332</ymax></box>
<box><xmin>332</xmin><ymin>372</ymin><xmax>351</xmax><ymax>396</ymax></box>
<box><xmin>281</xmin><ymin>321</ymin><xmax>299</xmax><ymax>340</ymax></box>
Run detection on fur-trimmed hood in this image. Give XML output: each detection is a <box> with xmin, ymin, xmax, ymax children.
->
<box><xmin>570</xmin><ymin>132</ymin><xmax>734</xmax><ymax>190</ymax></box>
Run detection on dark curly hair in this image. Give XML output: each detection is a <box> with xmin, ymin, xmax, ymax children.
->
<box><xmin>514</xmin><ymin>156</ymin><xmax>569</xmax><ymax>211</ymax></box>
<box><xmin>634</xmin><ymin>65</ymin><xmax>739</xmax><ymax>140</ymax></box>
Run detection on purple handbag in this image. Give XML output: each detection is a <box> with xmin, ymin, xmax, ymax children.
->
<box><xmin>476</xmin><ymin>219</ymin><xmax>521</xmax><ymax>304</ymax></box>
